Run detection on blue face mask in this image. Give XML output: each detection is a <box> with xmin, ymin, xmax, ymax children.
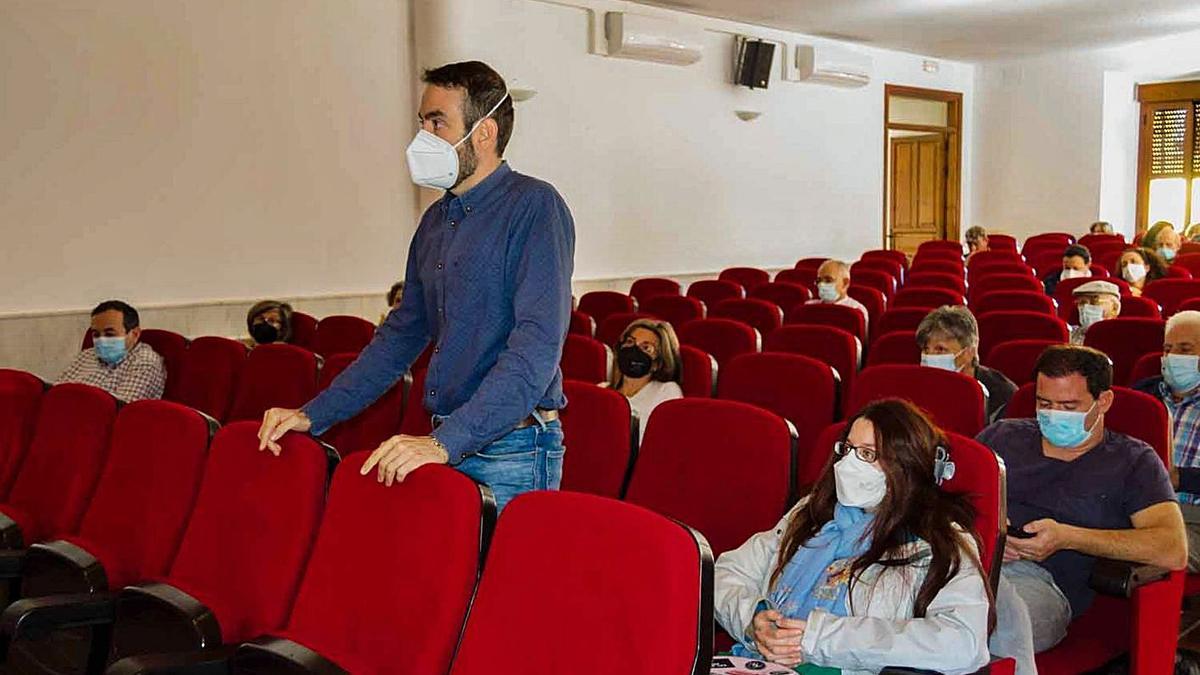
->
<box><xmin>920</xmin><ymin>348</ymin><xmax>965</xmax><ymax>372</ymax></box>
<box><xmin>1037</xmin><ymin>402</ymin><xmax>1097</xmax><ymax>448</ymax></box>
<box><xmin>1160</xmin><ymin>246</ymin><xmax>1178</xmax><ymax>262</ymax></box>
<box><xmin>817</xmin><ymin>282</ymin><xmax>840</xmax><ymax>303</ymax></box>
<box><xmin>1163</xmin><ymin>354</ymin><xmax>1200</xmax><ymax>394</ymax></box>
<box><xmin>94</xmin><ymin>336</ymin><xmax>128</xmax><ymax>365</ymax></box>
<box><xmin>1078</xmin><ymin>303</ymin><xmax>1107</xmax><ymax>329</ymax></box>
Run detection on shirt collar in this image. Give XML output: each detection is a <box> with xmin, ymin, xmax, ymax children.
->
<box><xmin>441</xmin><ymin>161</ymin><xmax>512</xmax><ymax>212</ymax></box>
<box><xmin>1159</xmin><ymin>379</ymin><xmax>1200</xmax><ymax>408</ymax></box>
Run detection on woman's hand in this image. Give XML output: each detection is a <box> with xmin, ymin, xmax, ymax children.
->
<box><xmin>750</xmin><ymin>609</ymin><xmax>806</xmax><ymax>666</ymax></box>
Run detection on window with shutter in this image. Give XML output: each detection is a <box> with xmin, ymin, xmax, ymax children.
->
<box><xmin>1137</xmin><ymin>82</ymin><xmax>1200</xmax><ymax>233</ymax></box>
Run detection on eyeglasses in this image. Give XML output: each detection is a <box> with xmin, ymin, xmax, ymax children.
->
<box><xmin>833</xmin><ymin>440</ymin><xmax>878</xmax><ymax>464</ymax></box>
<box><xmin>621</xmin><ymin>336</ymin><xmax>659</xmax><ymax>358</ymax></box>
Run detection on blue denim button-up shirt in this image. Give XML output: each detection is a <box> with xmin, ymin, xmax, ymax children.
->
<box><xmin>303</xmin><ymin>163</ymin><xmax>575</xmax><ymax>462</ymax></box>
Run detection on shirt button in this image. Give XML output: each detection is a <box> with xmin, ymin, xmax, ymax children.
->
<box><xmin>434</xmin><ymin>346</ymin><xmax>441</xmax><ymax>354</ymax></box>
<box><xmin>436</xmin><ymin>262</ymin><xmax>444</xmax><ymax>270</ymax></box>
<box><xmin>449</xmin><ymin>220</ymin><xmax>457</xmax><ymax>227</ymax></box>
<box><xmin>465</xmin><ymin>206</ymin><xmax>473</xmax><ymax>213</ymax></box>
<box><xmin>430</xmin><ymin>390</ymin><xmax>436</xmax><ymax>397</ymax></box>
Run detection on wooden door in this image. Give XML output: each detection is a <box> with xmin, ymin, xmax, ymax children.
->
<box><xmin>890</xmin><ymin>134</ymin><xmax>946</xmax><ymax>256</ymax></box>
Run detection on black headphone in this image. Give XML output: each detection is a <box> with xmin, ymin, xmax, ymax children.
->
<box><xmin>934</xmin><ymin>444</ymin><xmax>956</xmax><ymax>486</ymax></box>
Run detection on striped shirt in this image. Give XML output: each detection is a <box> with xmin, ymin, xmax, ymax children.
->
<box><xmin>57</xmin><ymin>342</ymin><xmax>166</xmax><ymax>403</ymax></box>
<box><xmin>1160</xmin><ymin>380</ymin><xmax>1200</xmax><ymax>505</ymax></box>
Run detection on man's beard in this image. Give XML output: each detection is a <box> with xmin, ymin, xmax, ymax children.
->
<box><xmin>451</xmin><ymin>138</ymin><xmax>479</xmax><ymax>190</ymax></box>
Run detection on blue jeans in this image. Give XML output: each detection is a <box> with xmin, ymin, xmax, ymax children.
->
<box><xmin>453</xmin><ymin>419</ymin><xmax>564</xmax><ymax>512</ymax></box>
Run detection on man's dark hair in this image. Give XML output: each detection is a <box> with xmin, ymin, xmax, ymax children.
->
<box><xmin>1063</xmin><ymin>244</ymin><xmax>1091</xmax><ymax>263</ymax></box>
<box><xmin>91</xmin><ymin>300</ymin><xmax>140</xmax><ymax>331</ymax></box>
<box><xmin>1035</xmin><ymin>345</ymin><xmax>1112</xmax><ymax>399</ymax></box>
<box><xmin>422</xmin><ymin>61</ymin><xmax>514</xmax><ymax>155</ymax></box>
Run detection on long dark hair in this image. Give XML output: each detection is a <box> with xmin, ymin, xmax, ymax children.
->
<box><xmin>772</xmin><ymin>399</ymin><xmax>989</xmax><ymax>620</ymax></box>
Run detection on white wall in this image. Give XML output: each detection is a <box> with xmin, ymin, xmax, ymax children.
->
<box><xmin>413</xmin><ymin>0</ymin><xmax>976</xmax><ymax>278</ymax></box>
<box><xmin>971</xmin><ymin>29</ymin><xmax>1200</xmax><ymax>240</ymax></box>
<box><xmin>0</xmin><ymin>0</ymin><xmax>417</xmax><ymax>316</ymax></box>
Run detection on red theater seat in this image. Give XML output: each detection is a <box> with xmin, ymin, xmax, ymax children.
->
<box><xmin>1142</xmin><ymin>278</ymin><xmax>1200</xmax><ymax>317</ymax></box>
<box><xmin>906</xmin><ymin>271</ymin><xmax>967</xmax><ymax>296</ymax></box>
<box><xmin>711</xmin><ymin>298</ymin><xmax>783</xmax><ymax>336</ymax></box>
<box><xmin>225</xmin><ymin>344</ymin><xmax>319</xmax><ymax>423</ymax></box>
<box><xmin>795</xmin><ymin>257</ymin><xmax>829</xmax><ymax>273</ymax></box>
<box><xmin>0</xmin><ymin>371</ymin><xmax>46</xmax><ymax>500</ymax></box>
<box><xmin>578</xmin><ymin>291</ymin><xmax>637</xmax><ymax>326</ymax></box>
<box><xmin>1129</xmin><ymin>352</ymin><xmax>1163</xmax><ymax>386</ymax></box>
<box><xmin>977</xmin><ymin>311</ymin><xmax>1069</xmax><ymax>363</ymax></box>
<box><xmin>399</xmin><ymin>369</ymin><xmax>433</xmax><ymax>436</ymax></box>
<box><xmin>1020</xmin><ymin>232</ymin><xmax>1074</xmax><ymax>256</ymax></box>
<box><xmin>749</xmin><ymin>282</ymin><xmax>810</xmax><ymax>312</ymax></box>
<box><xmin>318</xmin><ymin>353</ymin><xmax>408</xmax><ymax>456</ymax></box>
<box><xmin>984</xmin><ymin>339</ymin><xmax>1062</xmax><ymax>387</ymax></box>
<box><xmin>677</xmin><ymin>319</ymin><xmax>760</xmax><ymax>367</ymax></box>
<box><xmin>171</xmin><ymin>336</ymin><xmax>246</xmax><ymax>422</ymax></box>
<box><xmin>969</xmin><ymin>273</ymin><xmax>1043</xmax><ymax>303</ymax></box>
<box><xmin>971</xmin><ymin>291</ymin><xmax>1058</xmax><ymax>317</ymax></box>
<box><xmin>314</xmin><ymin>315</ymin><xmax>376</xmax><ymax>358</ymax></box>
<box><xmin>560</xmin><ymin>335</ymin><xmax>613</xmax><ymax>384</ymax></box>
<box><xmin>596</xmin><ymin>312</ymin><xmax>657</xmax><ymax>348</ymax></box>
<box><xmin>918</xmin><ymin>240</ymin><xmax>965</xmax><ymax>256</ymax></box>
<box><xmin>861</xmin><ymin>249</ymin><xmax>909</xmax><ymax>271</ymax></box>
<box><xmin>786</xmin><ymin>303</ymin><xmax>867</xmax><ymax>344</ymax></box>
<box><xmin>849</xmin><ymin>365</ymin><xmax>985</xmax><ymax>437</ymax></box>
<box><xmin>892</xmin><ymin>287</ymin><xmax>964</xmax><ymax>310</ymax></box>
<box><xmin>719</xmin><ymin>266</ymin><xmax>770</xmax><ymax>292</ymax></box>
<box><xmin>1078</xmin><ymin>233</ymin><xmax>1125</xmax><ymax>249</ymax></box>
<box><xmin>876</xmin><ymin>307</ymin><xmax>930</xmax><ymax>337</ymax></box>
<box><xmin>140</xmin><ymin>330</ymin><xmax>190</xmax><ymax>401</ymax></box>
<box><xmin>866</xmin><ymin>331</ymin><xmax>920</xmax><ymax>367</ymax></box>
<box><xmin>568</xmin><ymin>310</ymin><xmax>596</xmax><ymax>338</ymax></box>
<box><xmin>630</xmin><ymin>277</ymin><xmax>681</xmax><ymax>304</ymax></box>
<box><xmin>641</xmin><ymin>295</ymin><xmax>705</xmax><ymax>331</ymax></box>
<box><xmin>909</xmin><ymin>259</ymin><xmax>965</xmax><ymax>278</ymax></box>
<box><xmin>625</xmin><ymin>398</ymin><xmax>794</xmax><ymax>557</ymax></box>
<box><xmin>775</xmin><ymin>267</ymin><xmax>817</xmax><ymax>289</ymax></box>
<box><xmin>848</xmin><ymin>286</ymin><xmax>887</xmax><ymax>341</ymax></box>
<box><xmin>687</xmin><ymin>279</ymin><xmax>745</xmax><ymax>307</ymax></box>
<box><xmin>1118</xmin><ymin>295</ymin><xmax>1162</xmax><ymax>319</ymax></box>
<box><xmin>560</xmin><ymin>381</ymin><xmax>638</xmax><ymax>499</ymax></box>
<box><xmin>448</xmin><ymin>492</ymin><xmax>713</xmax><ymax>675</ymax></box>
<box><xmin>678</xmin><ymin>346</ymin><xmax>717</xmax><ymax>399</ymax></box>
<box><xmin>228</xmin><ymin>462</ymin><xmax>493</xmax><ymax>675</ymax></box>
<box><xmin>852</xmin><ymin>258</ymin><xmax>904</xmax><ymax>287</ymax></box>
<box><xmin>764</xmin><ymin>325</ymin><xmax>858</xmax><ymax>404</ymax></box>
<box><xmin>987</xmin><ymin>233</ymin><xmax>1019</xmax><ymax>252</ymax></box>
<box><xmin>289</xmin><ymin>312</ymin><xmax>319</xmax><ymax>351</ymax></box>
<box><xmin>848</xmin><ymin>266</ymin><xmax>898</xmax><ymax>298</ymax></box>
<box><xmin>1082</xmin><ymin>318</ymin><xmax>1165</xmax><ymax>386</ymax></box>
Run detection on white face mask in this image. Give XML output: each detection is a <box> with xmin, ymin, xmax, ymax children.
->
<box><xmin>1123</xmin><ymin>263</ymin><xmax>1147</xmax><ymax>283</ymax></box>
<box><xmin>1078</xmin><ymin>303</ymin><xmax>1107</xmax><ymax>329</ymax></box>
<box><xmin>817</xmin><ymin>282</ymin><xmax>840</xmax><ymax>303</ymax></box>
<box><xmin>405</xmin><ymin>90</ymin><xmax>510</xmax><ymax>190</ymax></box>
<box><xmin>921</xmin><ymin>347</ymin><xmax>966</xmax><ymax>372</ymax></box>
<box><xmin>1061</xmin><ymin>268</ymin><xmax>1090</xmax><ymax>280</ymax></box>
<box><xmin>834</xmin><ymin>453</ymin><xmax>887</xmax><ymax>509</ymax></box>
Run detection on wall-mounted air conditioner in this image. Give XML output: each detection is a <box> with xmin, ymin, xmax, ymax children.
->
<box><xmin>794</xmin><ymin>44</ymin><xmax>872</xmax><ymax>88</ymax></box>
<box><xmin>605</xmin><ymin>12</ymin><xmax>704</xmax><ymax>66</ymax></box>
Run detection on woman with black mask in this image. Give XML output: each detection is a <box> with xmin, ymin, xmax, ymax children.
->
<box><xmin>608</xmin><ymin>318</ymin><xmax>683</xmax><ymax>442</ymax></box>
<box><xmin>246</xmin><ymin>300</ymin><xmax>294</xmax><ymax>347</ymax></box>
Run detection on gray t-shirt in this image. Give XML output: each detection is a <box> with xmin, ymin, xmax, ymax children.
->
<box><xmin>976</xmin><ymin>419</ymin><xmax>1175</xmax><ymax>616</ymax></box>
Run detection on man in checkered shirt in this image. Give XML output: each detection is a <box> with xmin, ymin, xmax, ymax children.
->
<box><xmin>1134</xmin><ymin>309</ymin><xmax>1200</xmax><ymax>571</ymax></box>
<box><xmin>57</xmin><ymin>300</ymin><xmax>166</xmax><ymax>403</ymax></box>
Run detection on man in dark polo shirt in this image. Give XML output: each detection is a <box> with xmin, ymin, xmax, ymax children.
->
<box><xmin>979</xmin><ymin>345</ymin><xmax>1185</xmax><ymax>664</ymax></box>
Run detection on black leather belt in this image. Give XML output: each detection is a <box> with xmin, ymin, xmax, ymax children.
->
<box><xmin>432</xmin><ymin>409</ymin><xmax>558</xmax><ymax>431</ymax></box>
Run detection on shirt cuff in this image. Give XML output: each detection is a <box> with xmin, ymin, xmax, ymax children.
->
<box><xmin>431</xmin><ymin>417</ymin><xmax>476</xmax><ymax>465</ymax></box>
<box><xmin>300</xmin><ymin>399</ymin><xmax>335</xmax><ymax>437</ymax></box>
<box><xmin>1179</xmin><ymin>467</ymin><xmax>1200</xmax><ymax>496</ymax></box>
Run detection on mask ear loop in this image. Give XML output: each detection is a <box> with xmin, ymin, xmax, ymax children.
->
<box><xmin>453</xmin><ymin>89</ymin><xmax>511</xmax><ymax>149</ymax></box>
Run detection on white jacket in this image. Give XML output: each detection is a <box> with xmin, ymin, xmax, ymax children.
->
<box><xmin>714</xmin><ymin>505</ymin><xmax>991</xmax><ymax>675</ymax></box>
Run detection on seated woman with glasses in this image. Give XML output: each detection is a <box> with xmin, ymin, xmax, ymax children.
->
<box><xmin>608</xmin><ymin>318</ymin><xmax>683</xmax><ymax>442</ymax></box>
<box><xmin>714</xmin><ymin>399</ymin><xmax>992</xmax><ymax>673</ymax></box>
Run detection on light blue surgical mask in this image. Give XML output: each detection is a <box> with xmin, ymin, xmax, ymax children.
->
<box><xmin>1078</xmin><ymin>304</ymin><xmax>1107</xmax><ymax>329</ymax></box>
<box><xmin>94</xmin><ymin>336</ymin><xmax>128</xmax><ymax>366</ymax></box>
<box><xmin>920</xmin><ymin>348</ymin><xmax>965</xmax><ymax>372</ymax></box>
<box><xmin>1163</xmin><ymin>354</ymin><xmax>1200</xmax><ymax>394</ymax></box>
<box><xmin>1160</xmin><ymin>246</ymin><xmax>1178</xmax><ymax>262</ymax></box>
<box><xmin>817</xmin><ymin>282</ymin><xmax>840</xmax><ymax>303</ymax></box>
<box><xmin>1037</xmin><ymin>402</ymin><xmax>1098</xmax><ymax>448</ymax></box>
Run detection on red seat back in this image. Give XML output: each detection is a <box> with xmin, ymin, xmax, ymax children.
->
<box><xmin>171</xmin><ymin>336</ymin><xmax>246</xmax><ymax>422</ymax></box>
<box><xmin>1143</xmin><ymin>279</ymin><xmax>1200</xmax><ymax>317</ymax></box>
<box><xmin>970</xmin><ymin>273</ymin><xmax>1043</xmax><ymax>302</ymax></box>
<box><xmin>906</xmin><ymin>271</ymin><xmax>967</xmax><ymax>296</ymax></box>
<box><xmin>0</xmin><ymin>370</ymin><xmax>45</xmax><ymax>499</ymax></box>
<box><xmin>1118</xmin><ymin>295</ymin><xmax>1162</xmax><ymax>319</ymax></box>
<box><xmin>718</xmin><ymin>353</ymin><xmax>835</xmax><ymax>476</ymax></box>
<box><xmin>140</xmin><ymin>330</ymin><xmax>190</xmax><ymax>401</ymax></box>
<box><xmin>677</xmin><ymin>319</ymin><xmax>760</xmax><ymax>367</ymax></box>
<box><xmin>983</xmin><ymin>339</ymin><xmax>1062</xmax><ymax>387</ymax></box>
<box><xmin>568</xmin><ymin>310</ymin><xmax>596</xmax><ymax>338</ymax></box>
<box><xmin>317</xmin><ymin>353</ymin><xmax>406</xmax><ymax>456</ymax></box>
<box><xmin>165</xmin><ymin>422</ymin><xmax>328</xmax><ymax>643</ymax></box>
<box><xmin>678</xmin><ymin>346</ymin><xmax>717</xmax><ymax>399</ymax></box>
<box><xmin>1130</xmin><ymin>352</ymin><xmax>1163</xmax><ymax>386</ymax></box>
<box><xmin>977</xmin><ymin>311</ymin><xmax>1069</xmax><ymax>363</ymax></box>
<box><xmin>629</xmin><ymin>278</ymin><xmax>681</xmax><ymax>304</ymax></box>
<box><xmin>971</xmin><ymin>291</ymin><xmax>1058</xmax><ymax>317</ymax></box>
<box><xmin>775</xmin><ymin>268</ymin><xmax>817</xmax><ymax>289</ymax></box>
<box><xmin>596</xmin><ymin>312</ymin><xmax>657</xmax><ymax>348</ymax></box>
<box><xmin>1078</xmin><ymin>234</ymin><xmax>1125</xmax><ymax>249</ymax></box>
<box><xmin>711</xmin><ymin>298</ymin><xmax>783</xmax><ymax>336</ymax></box>
<box><xmin>1021</xmin><ymin>233</ymin><xmax>1074</xmax><ymax>256</ymax></box>
<box><xmin>560</xmin><ymin>335</ymin><xmax>612</xmax><ymax>384</ymax></box>
<box><xmin>448</xmin><ymin>492</ymin><xmax>712</xmax><ymax>675</ymax></box>
<box><xmin>909</xmin><ymin>259</ymin><xmax>965</xmax><ymax>277</ymax></box>
<box><xmin>849</xmin><ymin>365</ymin><xmax>985</xmax><ymax>437</ymax></box>
<box><xmin>314</xmin><ymin>316</ymin><xmax>376</xmax><ymax>358</ymax></box>
<box><xmin>1171</xmin><ymin>254</ymin><xmax>1200</xmax><ymax>279</ymax></box>
<box><xmin>3</xmin><ymin>384</ymin><xmax>118</xmax><ymax>544</ymax></box>
<box><xmin>795</xmin><ymin>257</ymin><xmax>829</xmax><ymax>272</ymax></box>
<box><xmin>560</xmin><ymin>381</ymin><xmax>637</xmax><ymax>499</ymax></box>
<box><xmin>852</xmin><ymin>259</ymin><xmax>904</xmax><ymax>286</ymax></box>
<box><xmin>1004</xmin><ymin>385</ymin><xmax>1170</xmax><ymax>464</ymax></box>
<box><xmin>226</xmin><ymin>344</ymin><xmax>319</xmax><ymax>422</ymax></box>
<box><xmin>626</xmin><ymin>399</ymin><xmax>794</xmax><ymax>556</ymax></box>
<box><xmin>785</xmin><ymin>303</ymin><xmax>866</xmax><ymax>343</ymax></box>
<box><xmin>399</xmin><ymin>369</ymin><xmax>433</xmax><ymax>435</ymax></box>
<box><xmin>969</xmin><ymin>262</ymin><xmax>1035</xmax><ymax>286</ymax></box>
<box><xmin>892</xmin><ymin>287</ymin><xmax>964</xmax><ymax>310</ymax></box>
<box><xmin>877</xmin><ymin>307</ymin><xmax>930</xmax><ymax>336</ymax></box>
<box><xmin>968</xmin><ymin>250</ymin><xmax>1026</xmax><ymax>270</ymax></box>
<box><xmin>866</xmin><ymin>331</ymin><xmax>920</xmax><ymax>367</ymax></box>
<box><xmin>749</xmin><ymin>282</ymin><xmax>810</xmax><ymax>312</ymax></box>
<box><xmin>279</xmin><ymin>461</ymin><xmax>492</xmax><ymax>675</ymax></box>
<box><xmin>641</xmin><ymin>296</ymin><xmax>705</xmax><ymax>331</ymax></box>
<box><xmin>848</xmin><ymin>266</ymin><xmax>897</xmax><ymax>298</ymax></box>
<box><xmin>764</xmin><ymin>325</ymin><xmax>858</xmax><ymax>404</ymax></box>
<box><xmin>987</xmin><ymin>233</ymin><xmax>1019</xmax><ymax>253</ymax></box>
<box><xmin>1054</xmin><ymin>276</ymin><xmax>1131</xmax><ymax>319</ymax></box>
<box><xmin>861</xmin><ymin>249</ymin><xmax>909</xmax><ymax>270</ymax></box>
<box><xmin>289</xmin><ymin>312</ymin><xmax>319</xmax><ymax>351</ymax></box>
<box><xmin>917</xmin><ymin>240</ymin><xmax>964</xmax><ymax>255</ymax></box>
<box><xmin>687</xmin><ymin>280</ymin><xmax>745</xmax><ymax>307</ymax></box>
<box><xmin>848</xmin><ymin>286</ymin><xmax>887</xmax><ymax>341</ymax></box>
<box><xmin>578</xmin><ymin>292</ymin><xmax>637</xmax><ymax>326</ymax></box>
<box><xmin>719</xmin><ymin>267</ymin><xmax>770</xmax><ymax>292</ymax></box>
<box><xmin>1082</xmin><ymin>317</ymin><xmax>1166</xmax><ymax>386</ymax></box>
<box><xmin>69</xmin><ymin>401</ymin><xmax>215</xmax><ymax>588</ymax></box>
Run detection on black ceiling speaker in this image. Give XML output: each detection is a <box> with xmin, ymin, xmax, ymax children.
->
<box><xmin>736</xmin><ymin>39</ymin><xmax>775</xmax><ymax>89</ymax></box>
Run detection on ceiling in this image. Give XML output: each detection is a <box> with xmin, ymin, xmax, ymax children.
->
<box><xmin>629</xmin><ymin>0</ymin><xmax>1200</xmax><ymax>60</ymax></box>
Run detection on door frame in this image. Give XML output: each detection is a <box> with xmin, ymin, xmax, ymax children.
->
<box><xmin>882</xmin><ymin>84</ymin><xmax>963</xmax><ymax>250</ymax></box>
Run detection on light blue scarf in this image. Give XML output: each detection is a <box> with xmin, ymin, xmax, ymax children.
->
<box><xmin>734</xmin><ymin>504</ymin><xmax>875</xmax><ymax>659</ymax></box>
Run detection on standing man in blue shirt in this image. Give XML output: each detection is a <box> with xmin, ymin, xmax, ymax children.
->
<box><xmin>258</xmin><ymin>61</ymin><xmax>575</xmax><ymax>510</ymax></box>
